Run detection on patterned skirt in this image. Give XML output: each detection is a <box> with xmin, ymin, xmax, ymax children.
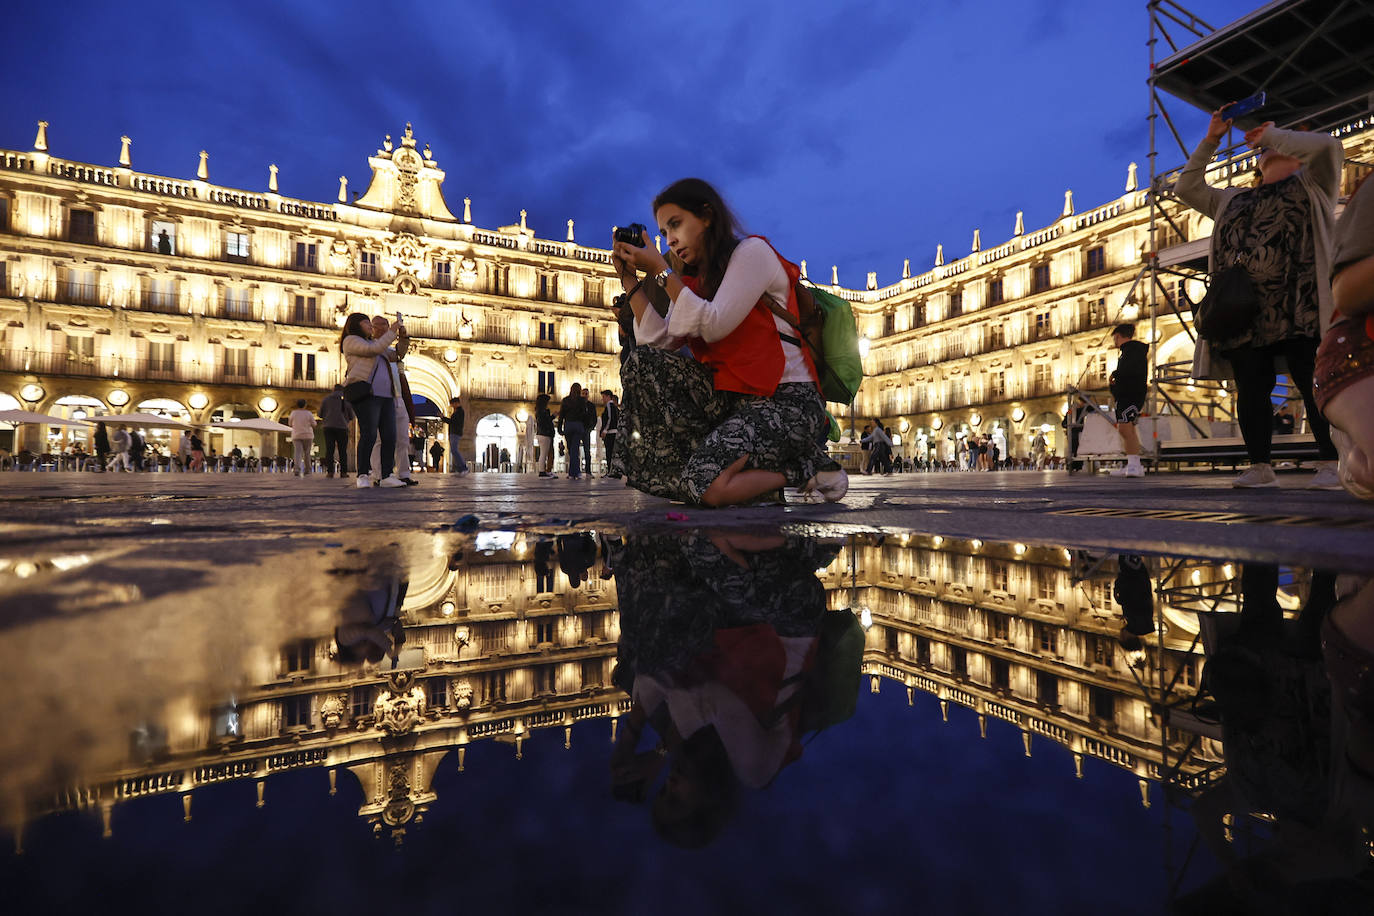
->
<box><xmin>609</xmin><ymin>346</ymin><xmax>837</xmax><ymax>504</ymax></box>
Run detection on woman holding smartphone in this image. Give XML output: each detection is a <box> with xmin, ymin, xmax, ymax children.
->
<box><xmin>610</xmin><ymin>178</ymin><xmax>846</xmax><ymax>506</ymax></box>
<box><xmin>340</xmin><ymin>312</ymin><xmax>407</xmax><ymax>489</ymax></box>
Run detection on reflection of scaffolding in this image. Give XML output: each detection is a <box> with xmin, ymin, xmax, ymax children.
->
<box><xmin>1093</xmin><ymin>1</ymin><xmax>1374</xmax><ymax>466</ymax></box>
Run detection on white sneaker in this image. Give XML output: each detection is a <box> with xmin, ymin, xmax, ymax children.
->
<box><xmin>1109</xmin><ymin>462</ymin><xmax>1145</xmax><ymax>478</ymax></box>
<box><xmin>378</xmin><ymin>475</ymin><xmax>406</xmax><ymax>488</ymax></box>
<box><xmin>1306</xmin><ymin>463</ymin><xmax>1343</xmax><ymax>491</ymax></box>
<box><xmin>1231</xmin><ymin>463</ymin><xmax>1279</xmax><ymax>488</ymax></box>
<box><xmin>800</xmin><ymin>469</ymin><xmax>849</xmax><ymax>502</ymax></box>
<box><xmin>355</xmin><ymin>475</ymin><xmax>372</xmax><ymax>489</ymax></box>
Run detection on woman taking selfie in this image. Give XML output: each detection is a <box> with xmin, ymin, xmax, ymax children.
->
<box><xmin>609</xmin><ymin>178</ymin><xmax>846</xmax><ymax>506</ymax></box>
<box><xmin>1176</xmin><ymin>107</ymin><xmax>1342</xmax><ymax>489</ymax></box>
<box><xmin>340</xmin><ymin>312</ymin><xmax>407</xmax><ymax>489</ymax></box>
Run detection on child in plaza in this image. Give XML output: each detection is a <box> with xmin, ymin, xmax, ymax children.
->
<box><xmin>609</xmin><ymin>178</ymin><xmax>845</xmax><ymax>506</ymax></box>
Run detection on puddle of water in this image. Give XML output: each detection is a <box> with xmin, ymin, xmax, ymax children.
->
<box><xmin>0</xmin><ymin>523</ymin><xmax>1370</xmax><ymax>912</ymax></box>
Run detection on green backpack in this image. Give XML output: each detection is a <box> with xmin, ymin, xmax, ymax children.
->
<box><xmin>763</xmin><ymin>281</ymin><xmax>865</xmax><ymax>406</ymax></box>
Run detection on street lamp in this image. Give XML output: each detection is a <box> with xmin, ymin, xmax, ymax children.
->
<box><xmin>19</xmin><ymin>384</ymin><xmax>44</xmax><ymax>402</ymax></box>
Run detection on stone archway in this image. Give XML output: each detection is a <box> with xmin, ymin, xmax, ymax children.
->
<box><xmin>474</xmin><ymin>413</ymin><xmax>517</xmax><ymax>472</ymax></box>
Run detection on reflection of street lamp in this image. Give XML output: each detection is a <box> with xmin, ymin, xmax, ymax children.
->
<box><xmin>858</xmin><ymin>337</ymin><xmax>871</xmax><ymax>359</ymax></box>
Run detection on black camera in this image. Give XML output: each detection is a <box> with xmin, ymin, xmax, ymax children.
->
<box><xmin>613</xmin><ymin>223</ymin><xmax>647</xmax><ymax>247</ymax></box>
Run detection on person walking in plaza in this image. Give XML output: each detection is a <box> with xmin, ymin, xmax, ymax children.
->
<box><xmin>1108</xmin><ymin>323</ymin><xmax>1149</xmax><ymax>478</ymax></box>
<box><xmin>609</xmin><ymin>177</ymin><xmax>846</xmax><ymax>505</ymax></box>
<box><xmin>991</xmin><ymin>425</ymin><xmax>1007</xmax><ymax>471</ymax></box>
<box><xmin>340</xmin><ymin>311</ymin><xmax>407</xmax><ymax>489</ymax></box>
<box><xmin>445</xmin><ymin>396</ymin><xmax>469</xmax><ymax>474</ymax></box>
<box><xmin>94</xmin><ymin>421</ymin><xmax>110</xmax><ymax>472</ymax></box>
<box><xmin>288</xmin><ymin>399</ymin><xmax>317</xmax><ymax>477</ymax></box>
<box><xmin>189</xmin><ymin>431</ymin><xmax>205</xmax><ymax>471</ymax></box>
<box><xmin>128</xmin><ymin>428</ymin><xmax>146</xmax><ymax>471</ymax></box>
<box><xmin>429</xmin><ymin>438</ymin><xmax>444</xmax><ymax>472</ymax></box>
<box><xmin>176</xmin><ymin>430</ymin><xmax>192</xmax><ymax>472</ymax></box>
<box><xmin>109</xmin><ymin>424</ymin><xmax>131</xmax><ymax>472</ymax></box>
<box><xmin>1176</xmin><ymin>106</ymin><xmax>1342</xmax><ymax>489</ymax></box>
<box><xmin>558</xmin><ymin>382</ymin><xmax>588</xmax><ymax>480</ymax></box>
<box><xmin>1031</xmin><ymin>428</ymin><xmax>1049</xmax><ymax>471</ymax></box>
<box><xmin>535</xmin><ymin>393</ymin><xmax>555</xmax><ymax>477</ymax></box>
<box><xmin>863</xmin><ymin>420</ymin><xmax>892</xmax><ymax>475</ymax></box>
<box><xmin>369</xmin><ymin>315</ymin><xmax>419</xmax><ymax>487</ymax></box>
<box><xmin>319</xmin><ymin>384</ymin><xmax>354</xmax><ymax>478</ymax></box>
<box><xmin>599</xmin><ymin>390</ymin><xmax>621</xmax><ymax>478</ymax></box>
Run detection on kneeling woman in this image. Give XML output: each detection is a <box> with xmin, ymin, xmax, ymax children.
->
<box><xmin>610</xmin><ymin>178</ymin><xmax>846</xmax><ymax>506</ymax></box>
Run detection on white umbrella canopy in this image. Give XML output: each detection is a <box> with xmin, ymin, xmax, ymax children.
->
<box><xmin>0</xmin><ymin>409</ymin><xmax>93</xmax><ymax>427</ymax></box>
<box><xmin>210</xmin><ymin>418</ymin><xmax>291</xmax><ymax>433</ymax></box>
<box><xmin>104</xmin><ymin>412</ymin><xmax>193</xmax><ymax>429</ymax></box>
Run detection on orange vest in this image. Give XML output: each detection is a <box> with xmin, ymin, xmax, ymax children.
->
<box><xmin>682</xmin><ymin>238</ymin><xmax>819</xmax><ymax>397</ymax></box>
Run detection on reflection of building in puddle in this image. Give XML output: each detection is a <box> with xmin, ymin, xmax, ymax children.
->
<box><xmin>827</xmin><ymin>535</ymin><xmax>1243</xmax><ymax>804</ymax></box>
<box><xmin>9</xmin><ymin>529</ymin><xmax>1332</xmax><ymax>849</ymax></box>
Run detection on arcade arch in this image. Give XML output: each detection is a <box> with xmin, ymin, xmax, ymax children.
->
<box><xmin>474</xmin><ymin>413</ymin><xmax>517</xmax><ymax>471</ymax></box>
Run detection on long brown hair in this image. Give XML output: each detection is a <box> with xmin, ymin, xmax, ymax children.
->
<box><xmin>652</xmin><ymin>178</ymin><xmax>745</xmax><ymax>298</ymax></box>
<box><xmin>340</xmin><ymin>312</ymin><xmax>371</xmax><ymax>348</ymax></box>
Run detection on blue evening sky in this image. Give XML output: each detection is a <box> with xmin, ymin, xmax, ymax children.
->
<box><xmin>3</xmin><ymin>0</ymin><xmax>1259</xmax><ymax>287</ymax></box>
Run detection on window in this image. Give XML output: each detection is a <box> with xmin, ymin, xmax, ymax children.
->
<box><xmin>916</xmin><ymin>636</ymin><xmax>931</xmax><ymax>666</ymax></box>
<box><xmin>66</xmin><ymin>334</ymin><xmax>95</xmax><ymax>364</ymax></box>
<box><xmin>988</xmin><ymin>278</ymin><xmax>1003</xmax><ymax>305</ymax></box>
<box><xmin>885</xmin><ymin>628</ymin><xmax>899</xmax><ymax>655</ymax></box>
<box><xmin>483</xmin><ymin>671</ymin><xmax>507</xmax><ymax>704</ymax></box>
<box><xmin>425</xmin><ymin>678</ymin><xmax>448</xmax><ymax>709</ymax></box>
<box><xmin>281</xmin><ymin>638</ymin><xmax>314</xmax><ymax>673</ymax></box>
<box><xmin>0</xmin><ymin>197</ymin><xmax>9</xmax><ymax>232</ymax></box>
<box><xmin>224</xmin><ymin>231</ymin><xmax>249</xmax><ymax>261</ymax></box>
<box><xmin>149</xmin><ymin>220</ymin><xmax>176</xmax><ymax>254</ymax></box>
<box><xmin>951</xmin><ymin>647</ymin><xmax>968</xmax><ymax>678</ymax></box>
<box><xmin>1080</xmin><ymin>297</ymin><xmax>1107</xmax><ymax>329</ymax></box>
<box><xmin>69</xmin><ymin>208</ymin><xmax>96</xmax><ymax>243</ymax></box>
<box><xmin>351</xmin><ymin>685</ymin><xmax>377</xmax><ymax>719</ymax></box>
<box><xmin>991</xmin><ymin>658</ymin><xmax>1011</xmax><ymax>691</ymax></box>
<box><xmin>359</xmin><ymin>251</ymin><xmax>378</xmax><ymax>281</ymax></box>
<box><xmin>911</xmin><ymin>302</ymin><xmax>925</xmax><ymax>329</ymax></box>
<box><xmin>581</xmin><ymin>657</ymin><xmax>604</xmax><ymax>688</ymax></box>
<box><xmin>535</xmin><ymin>621</ymin><xmax>555</xmax><ymax>645</ymax></box>
<box><xmin>1085</xmin><ymin>246</ymin><xmax>1106</xmax><ymax>277</ymax></box>
<box><xmin>988</xmin><ymin>324</ymin><xmax>1004</xmax><ymax>349</ymax></box>
<box><xmin>539</xmin><ymin>274</ymin><xmax>550</xmax><ymax>300</ymax></box>
<box><xmin>1035</xmin><ymin>568</ymin><xmax>1056</xmax><ymax>600</ymax></box>
<box><xmin>148</xmin><ymin>341</ymin><xmax>176</xmax><ymax>373</ymax></box>
<box><xmin>534</xmin><ymin>665</ymin><xmax>555</xmax><ymax>695</ymax></box>
<box><xmin>223</xmin><ymin>287</ymin><xmax>252</xmax><ymax>319</ymax></box>
<box><xmin>989</xmin><ymin>371</ymin><xmax>1005</xmax><ymax>399</ymax></box>
<box><xmin>223</xmin><ymin>347</ymin><xmax>249</xmax><ymax>380</ymax></box>
<box><xmin>283</xmin><ymin>695</ymin><xmax>312</xmax><ymax>728</ymax></box>
<box><xmin>144</xmin><ymin>278</ymin><xmax>178</xmax><ymax>313</ymax></box>
<box><xmin>433</xmin><ymin>261</ymin><xmax>453</xmax><ymax>289</ymax></box>
<box><xmin>1033</xmin><ymin>362</ymin><xmax>1053</xmax><ymax>392</ymax></box>
<box><xmin>884</xmin><ymin>310</ymin><xmax>896</xmax><ymax>336</ymax></box>
<box><xmin>990</xmin><ymin>614</ymin><xmax>1010</xmax><ymax>642</ymax></box>
<box><xmin>1034</xmin><ymin>310</ymin><xmax>1053</xmax><ymax>339</ymax></box>
<box><xmin>988</xmin><ymin>561</ymin><xmax>1009</xmax><ymax>593</ymax></box>
<box><xmin>948</xmin><ymin>291</ymin><xmax>963</xmax><ymax>318</ymax></box>
<box><xmin>538</xmin><ymin>320</ymin><xmax>556</xmax><ymax>343</ymax></box>
<box><xmin>1032</xmin><ymin>263</ymin><xmax>1051</xmax><ymax>293</ymax></box>
<box><xmin>1092</xmin><ymin>637</ymin><xmax>1114</xmax><ymax>667</ymax></box>
<box><xmin>292</xmin><ymin>352</ymin><xmax>316</xmax><ymax>382</ymax></box>
<box><xmin>537</xmin><ymin>370</ymin><xmax>556</xmax><ymax>394</ymax></box>
<box><xmin>294</xmin><ymin>241</ymin><xmax>317</xmax><ymax>270</ymax></box>
<box><xmin>67</xmin><ymin>268</ymin><xmax>97</xmax><ymax>304</ymax></box>
<box><xmin>1038</xmin><ymin>623</ymin><xmax>1059</xmax><ymax>654</ymax></box>
<box><xmin>292</xmin><ymin>295</ymin><xmax>318</xmax><ymax>325</ymax></box>
<box><xmin>1091</xmin><ymin>686</ymin><xmax>1116</xmax><ymax>721</ymax></box>
<box><xmin>1036</xmin><ymin>670</ymin><xmax>1059</xmax><ymax>707</ymax></box>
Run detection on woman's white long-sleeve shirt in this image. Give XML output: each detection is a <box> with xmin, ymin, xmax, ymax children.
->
<box><xmin>633</xmin><ymin>237</ymin><xmax>813</xmax><ymax>385</ymax></box>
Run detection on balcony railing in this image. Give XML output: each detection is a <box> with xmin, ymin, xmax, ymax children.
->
<box><xmin>0</xmin><ymin>349</ymin><xmax>339</xmax><ymax>389</ymax></box>
<box><xmin>140</xmin><ymin>292</ymin><xmax>183</xmax><ymax>315</ymax></box>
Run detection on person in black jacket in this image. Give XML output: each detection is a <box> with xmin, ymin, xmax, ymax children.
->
<box><xmin>558</xmin><ymin>383</ymin><xmax>588</xmax><ymax>479</ymax></box>
<box><xmin>535</xmin><ymin>393</ymin><xmax>556</xmax><ymax>477</ymax></box>
<box><xmin>1108</xmin><ymin>323</ymin><xmax>1148</xmax><ymax>478</ymax></box>
<box><xmin>600</xmin><ymin>390</ymin><xmax>621</xmax><ymax>478</ymax></box>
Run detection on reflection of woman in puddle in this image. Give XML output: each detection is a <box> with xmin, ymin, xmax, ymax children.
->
<box><xmin>329</xmin><ymin>566</ymin><xmax>409</xmax><ymax>666</ymax></box>
<box><xmin>609</xmin><ymin>532</ymin><xmax>848</xmax><ymax>847</ymax></box>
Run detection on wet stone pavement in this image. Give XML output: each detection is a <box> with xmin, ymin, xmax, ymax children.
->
<box><xmin>2</xmin><ymin>470</ymin><xmax>1372</xmax><ymax>914</ymax></box>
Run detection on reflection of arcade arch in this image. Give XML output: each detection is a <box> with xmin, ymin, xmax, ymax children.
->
<box><xmin>475</xmin><ymin>413</ymin><xmax>516</xmax><ymax>471</ymax></box>
<box><xmin>402</xmin><ymin>550</ymin><xmax>458</xmax><ymax>614</ymax></box>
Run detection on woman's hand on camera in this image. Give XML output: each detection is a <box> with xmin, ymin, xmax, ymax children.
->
<box><xmin>1205</xmin><ymin>105</ymin><xmax>1234</xmax><ymax>143</ymax></box>
<box><xmin>612</xmin><ymin>231</ymin><xmax>668</xmax><ymax>276</ymax></box>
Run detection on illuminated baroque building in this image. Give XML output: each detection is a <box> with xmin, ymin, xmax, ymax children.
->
<box><xmin>4</xmin><ymin>533</ymin><xmax>1240</xmax><ymax>848</ymax></box>
<box><xmin>2</xmin><ymin>117</ymin><xmax>1370</xmax><ymax>461</ymax></box>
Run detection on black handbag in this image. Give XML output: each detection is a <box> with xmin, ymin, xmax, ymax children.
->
<box><xmin>1195</xmin><ymin>194</ymin><xmax>1261</xmax><ymax>343</ymax></box>
<box><xmin>1195</xmin><ymin>264</ymin><xmax>1259</xmax><ymax>341</ymax></box>
<box><xmin>342</xmin><ymin>380</ymin><xmax>372</xmax><ymax>403</ymax></box>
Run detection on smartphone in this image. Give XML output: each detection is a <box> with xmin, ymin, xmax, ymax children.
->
<box><xmin>1224</xmin><ymin>91</ymin><xmax>1266</xmax><ymax>120</ymax></box>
